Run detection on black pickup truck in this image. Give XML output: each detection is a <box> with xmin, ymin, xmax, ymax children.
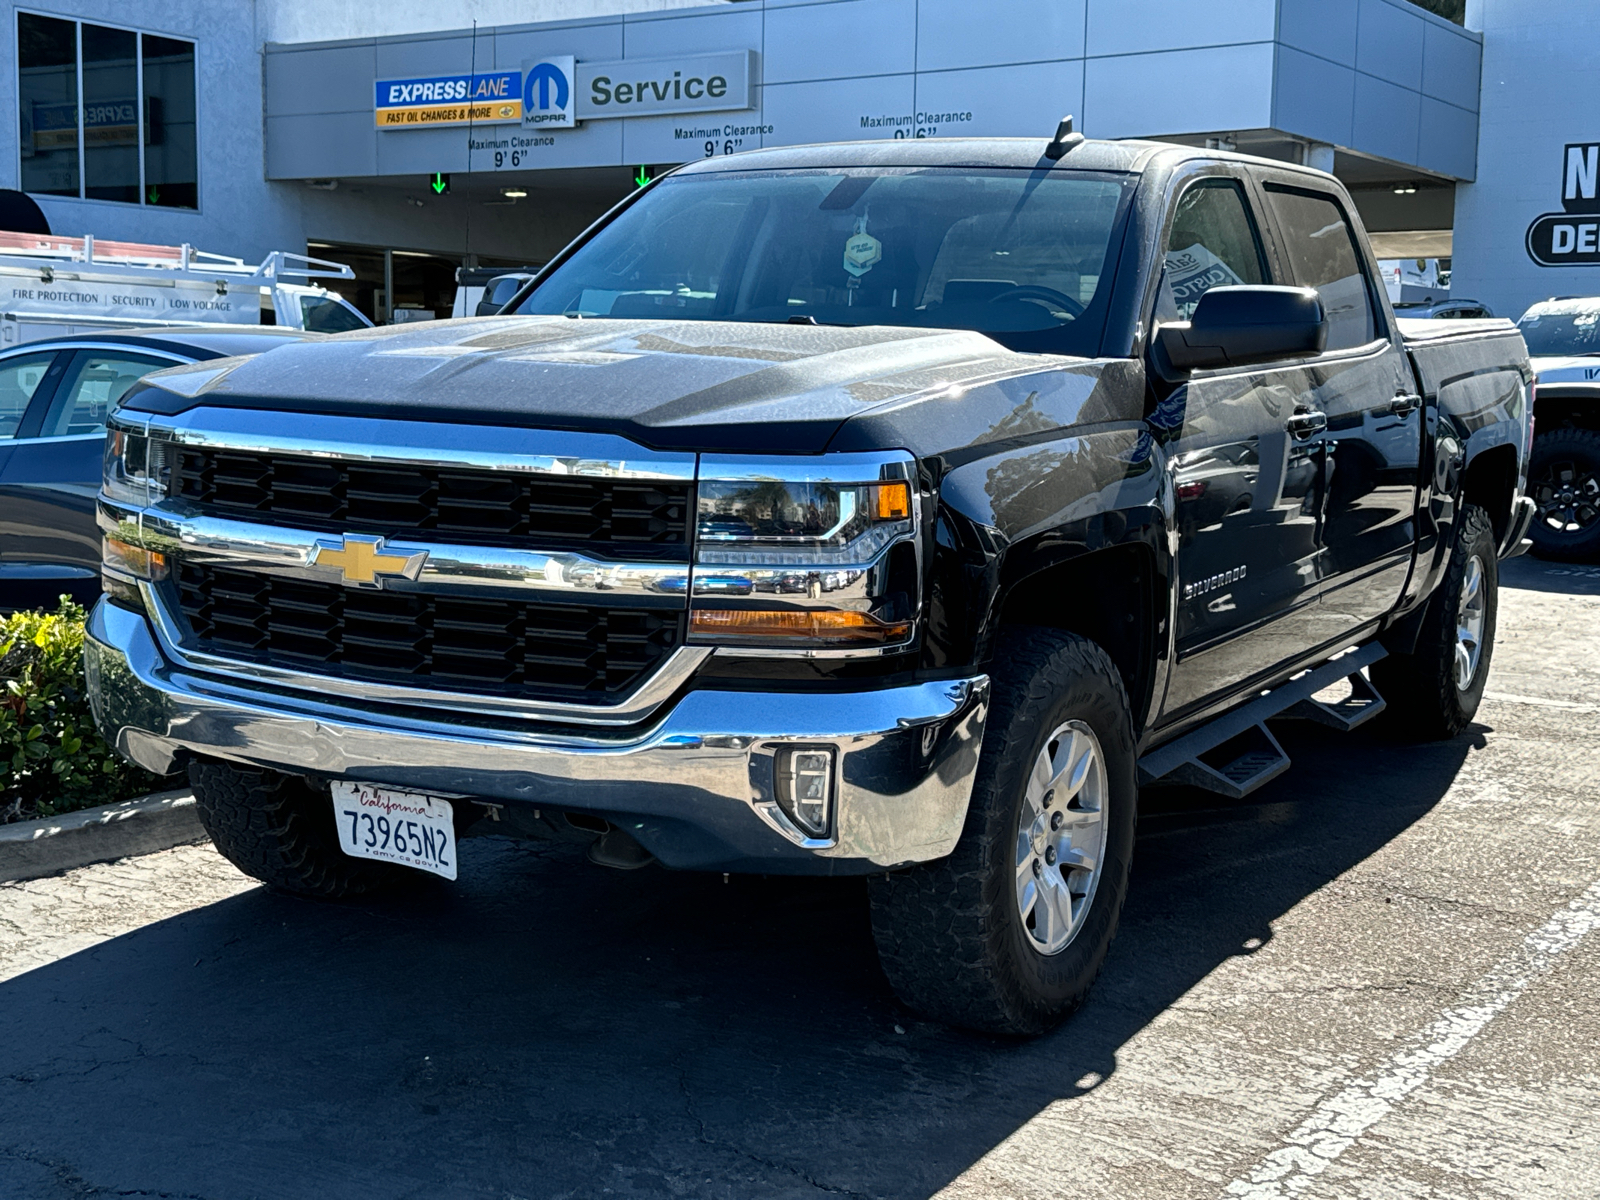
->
<box><xmin>87</xmin><ymin>135</ymin><xmax>1533</xmax><ymax>1034</ymax></box>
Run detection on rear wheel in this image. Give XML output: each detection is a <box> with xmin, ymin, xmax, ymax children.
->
<box><xmin>1372</xmin><ymin>504</ymin><xmax>1498</xmax><ymax>741</ymax></box>
<box><xmin>189</xmin><ymin>761</ymin><xmax>415</xmax><ymax>899</ymax></box>
<box><xmin>868</xmin><ymin>629</ymin><xmax>1137</xmax><ymax>1035</ymax></box>
<box><xmin>1528</xmin><ymin>428</ymin><xmax>1600</xmax><ymax>561</ymax></box>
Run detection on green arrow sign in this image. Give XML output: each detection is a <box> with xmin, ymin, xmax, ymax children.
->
<box><xmin>430</xmin><ymin>173</ymin><xmax>450</xmax><ymax>195</ymax></box>
<box><xmin>634</xmin><ymin>165</ymin><xmax>652</xmax><ymax>188</ymax></box>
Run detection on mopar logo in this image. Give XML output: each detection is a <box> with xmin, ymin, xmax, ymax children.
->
<box><xmin>1526</xmin><ymin>142</ymin><xmax>1600</xmax><ymax>267</ymax></box>
<box><xmin>525</xmin><ymin>62</ymin><xmax>569</xmax><ymax>111</ymax></box>
<box><xmin>522</xmin><ymin>57</ymin><xmax>576</xmax><ymax>129</ymax></box>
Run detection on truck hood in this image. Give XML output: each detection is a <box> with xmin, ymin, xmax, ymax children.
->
<box><xmin>1529</xmin><ymin>355</ymin><xmax>1600</xmax><ymax>385</ymax></box>
<box><xmin>128</xmin><ymin>315</ymin><xmax>1068</xmax><ymax>453</ymax></box>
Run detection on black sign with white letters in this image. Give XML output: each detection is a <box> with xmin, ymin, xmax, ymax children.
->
<box><xmin>1527</xmin><ymin>142</ymin><xmax>1600</xmax><ymax>266</ymax></box>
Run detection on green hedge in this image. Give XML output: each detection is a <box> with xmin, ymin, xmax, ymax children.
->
<box><xmin>1</xmin><ymin>598</ymin><xmax>164</xmax><ymax>822</ymax></box>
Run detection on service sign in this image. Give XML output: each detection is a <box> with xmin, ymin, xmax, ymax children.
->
<box><xmin>576</xmin><ymin>51</ymin><xmax>756</xmax><ymax>120</ymax></box>
<box><xmin>377</xmin><ymin>52</ymin><xmax>756</xmax><ymax>132</ymax></box>
<box><xmin>374</xmin><ymin>71</ymin><xmax>523</xmax><ymax>129</ymax></box>
<box><xmin>1526</xmin><ymin>142</ymin><xmax>1600</xmax><ymax>267</ymax></box>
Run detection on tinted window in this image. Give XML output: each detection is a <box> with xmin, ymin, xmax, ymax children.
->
<box><xmin>488</xmin><ymin>275</ymin><xmax>527</xmax><ymax>306</ymax></box>
<box><xmin>17</xmin><ymin>14</ymin><xmax>78</xmax><ymax>197</ymax></box>
<box><xmin>1263</xmin><ymin>186</ymin><xmax>1379</xmax><ymax>351</ymax></box>
<box><xmin>300</xmin><ymin>295</ymin><xmax>368</xmax><ymax>333</ymax></box>
<box><xmin>0</xmin><ymin>351</ymin><xmax>58</xmax><ymax>438</ymax></box>
<box><xmin>41</xmin><ymin>352</ymin><xmax>173</xmax><ymax>437</ymax></box>
<box><xmin>1157</xmin><ymin>178</ymin><xmax>1267</xmax><ymax>321</ymax></box>
<box><xmin>142</xmin><ymin>34</ymin><xmax>198</xmax><ymax>209</ymax></box>
<box><xmin>82</xmin><ymin>24</ymin><xmax>139</xmax><ymax>203</ymax></box>
<box><xmin>515</xmin><ymin>169</ymin><xmax>1135</xmax><ymax>356</ymax></box>
<box><xmin>15</xmin><ymin>15</ymin><xmax>196</xmax><ymax>208</ymax></box>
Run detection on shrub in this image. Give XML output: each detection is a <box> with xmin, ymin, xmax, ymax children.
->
<box><xmin>1</xmin><ymin>597</ymin><xmax>164</xmax><ymax>822</ymax></box>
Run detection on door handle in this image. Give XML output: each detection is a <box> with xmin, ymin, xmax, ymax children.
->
<box><xmin>1286</xmin><ymin>410</ymin><xmax>1327</xmax><ymax>439</ymax></box>
<box><xmin>1389</xmin><ymin>392</ymin><xmax>1422</xmax><ymax>416</ymax></box>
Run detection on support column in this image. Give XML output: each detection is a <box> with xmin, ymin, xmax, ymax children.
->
<box><xmin>1305</xmin><ymin>143</ymin><xmax>1337</xmax><ymax>174</ymax></box>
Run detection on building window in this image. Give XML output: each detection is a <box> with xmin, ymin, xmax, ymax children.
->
<box><xmin>17</xmin><ymin>14</ymin><xmax>197</xmax><ymax>209</ymax></box>
<box><xmin>1406</xmin><ymin>0</ymin><xmax>1465</xmax><ymax>24</ymax></box>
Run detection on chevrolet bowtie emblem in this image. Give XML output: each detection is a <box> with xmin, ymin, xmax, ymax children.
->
<box><xmin>309</xmin><ymin>534</ymin><xmax>428</xmax><ymax>589</ymax></box>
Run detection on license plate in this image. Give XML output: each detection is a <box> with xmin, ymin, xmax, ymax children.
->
<box><xmin>331</xmin><ymin>782</ymin><xmax>457</xmax><ymax>880</ymax></box>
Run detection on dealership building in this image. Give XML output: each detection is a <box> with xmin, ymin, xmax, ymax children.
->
<box><xmin>1</xmin><ymin>0</ymin><xmax>1594</xmax><ymax>322</ymax></box>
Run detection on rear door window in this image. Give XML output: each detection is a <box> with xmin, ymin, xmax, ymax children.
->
<box><xmin>1156</xmin><ymin>177</ymin><xmax>1269</xmax><ymax>322</ymax></box>
<box><xmin>0</xmin><ymin>351</ymin><xmax>60</xmax><ymax>438</ymax></box>
<box><xmin>39</xmin><ymin>351</ymin><xmax>177</xmax><ymax>437</ymax></box>
<box><xmin>1262</xmin><ymin>185</ymin><xmax>1380</xmax><ymax>351</ymax></box>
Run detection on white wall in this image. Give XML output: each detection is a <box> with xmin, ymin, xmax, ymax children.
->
<box><xmin>1451</xmin><ymin>0</ymin><xmax>1600</xmax><ymax>319</ymax></box>
<box><xmin>260</xmin><ymin>0</ymin><xmax>728</xmax><ymax>46</ymax></box>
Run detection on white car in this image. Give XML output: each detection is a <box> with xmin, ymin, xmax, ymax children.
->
<box><xmin>1517</xmin><ymin>297</ymin><xmax>1600</xmax><ymax>559</ymax></box>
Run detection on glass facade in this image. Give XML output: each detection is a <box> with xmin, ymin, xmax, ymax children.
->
<box><xmin>15</xmin><ymin>16</ymin><xmax>197</xmax><ymax>209</ymax></box>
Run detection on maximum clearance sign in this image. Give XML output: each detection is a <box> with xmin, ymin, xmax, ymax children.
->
<box><xmin>1527</xmin><ymin>142</ymin><xmax>1600</xmax><ymax>266</ymax></box>
<box><xmin>375</xmin><ymin>51</ymin><xmax>756</xmax><ymax>131</ymax></box>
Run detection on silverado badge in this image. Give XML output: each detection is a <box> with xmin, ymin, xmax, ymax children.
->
<box><xmin>309</xmin><ymin>534</ymin><xmax>428</xmax><ymax>589</ymax></box>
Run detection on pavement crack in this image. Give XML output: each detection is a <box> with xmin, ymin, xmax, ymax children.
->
<box><xmin>0</xmin><ymin>1142</ymin><xmax>216</xmax><ymax>1199</ymax></box>
<box><xmin>673</xmin><ymin>1050</ymin><xmax>868</xmax><ymax>1197</ymax></box>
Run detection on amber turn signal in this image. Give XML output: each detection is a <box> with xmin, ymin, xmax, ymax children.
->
<box><xmin>874</xmin><ymin>481</ymin><xmax>911</xmax><ymax>521</ymax></box>
<box><xmin>690</xmin><ymin>607</ymin><xmax>910</xmax><ymax>644</ymax></box>
<box><xmin>103</xmin><ymin>538</ymin><xmax>168</xmax><ymax>580</ymax></box>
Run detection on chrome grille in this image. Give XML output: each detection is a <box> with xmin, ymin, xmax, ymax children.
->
<box><xmin>170</xmin><ymin>447</ymin><xmax>692</xmax><ymax>555</ymax></box>
<box><xmin>174</xmin><ymin>563</ymin><xmax>684</xmax><ymax>699</ymax></box>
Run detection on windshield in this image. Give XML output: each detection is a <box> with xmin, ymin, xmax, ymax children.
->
<box><xmin>1518</xmin><ymin>300</ymin><xmax>1600</xmax><ymax>356</ymax></box>
<box><xmin>514</xmin><ymin>168</ymin><xmax>1134</xmax><ymax>355</ymax></box>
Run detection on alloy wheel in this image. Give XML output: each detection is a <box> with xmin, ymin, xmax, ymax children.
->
<box><xmin>1456</xmin><ymin>553</ymin><xmax>1486</xmax><ymax>691</ymax></box>
<box><xmin>1014</xmin><ymin>720</ymin><xmax>1109</xmax><ymax>956</ymax></box>
<box><xmin>1532</xmin><ymin>458</ymin><xmax>1600</xmax><ymax>537</ymax></box>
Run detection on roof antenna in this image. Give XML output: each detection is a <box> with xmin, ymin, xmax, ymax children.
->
<box><xmin>1045</xmin><ymin>115</ymin><xmax>1085</xmax><ymax>160</ymax></box>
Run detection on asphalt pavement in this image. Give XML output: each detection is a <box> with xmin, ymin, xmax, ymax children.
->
<box><xmin>1</xmin><ymin>554</ymin><xmax>1596</xmax><ymax>1200</ymax></box>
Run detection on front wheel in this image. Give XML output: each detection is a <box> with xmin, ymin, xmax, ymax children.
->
<box><xmin>1372</xmin><ymin>503</ymin><xmax>1498</xmax><ymax>741</ymax></box>
<box><xmin>189</xmin><ymin>761</ymin><xmax>415</xmax><ymax>899</ymax></box>
<box><xmin>868</xmin><ymin>629</ymin><xmax>1137</xmax><ymax>1035</ymax></box>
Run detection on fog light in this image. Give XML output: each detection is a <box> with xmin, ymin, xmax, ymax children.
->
<box><xmin>775</xmin><ymin>746</ymin><xmax>834</xmax><ymax>837</ymax></box>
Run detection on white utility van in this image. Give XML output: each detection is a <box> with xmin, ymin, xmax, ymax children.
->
<box><xmin>0</xmin><ymin>230</ymin><xmax>371</xmax><ymax>348</ymax></box>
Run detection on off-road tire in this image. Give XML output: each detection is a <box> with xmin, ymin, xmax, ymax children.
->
<box><xmin>868</xmin><ymin>629</ymin><xmax>1138</xmax><ymax>1036</ymax></box>
<box><xmin>1527</xmin><ymin>428</ymin><xmax>1600</xmax><ymax>561</ymax></box>
<box><xmin>1372</xmin><ymin>504</ymin><xmax>1498</xmax><ymax>741</ymax></box>
<box><xmin>189</xmin><ymin>761</ymin><xmax>415</xmax><ymax>899</ymax></box>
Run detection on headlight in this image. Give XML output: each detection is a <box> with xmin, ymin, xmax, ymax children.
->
<box><xmin>689</xmin><ymin>454</ymin><xmax>921</xmax><ymax>651</ymax></box>
<box><xmin>103</xmin><ymin>424</ymin><xmax>169</xmax><ymax>507</ymax></box>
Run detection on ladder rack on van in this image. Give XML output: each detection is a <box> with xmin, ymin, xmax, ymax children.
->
<box><xmin>0</xmin><ymin>231</ymin><xmax>356</xmax><ymax>288</ymax></box>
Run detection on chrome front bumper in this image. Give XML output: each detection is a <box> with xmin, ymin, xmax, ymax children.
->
<box><xmin>85</xmin><ymin>600</ymin><xmax>989</xmax><ymax>874</ymax></box>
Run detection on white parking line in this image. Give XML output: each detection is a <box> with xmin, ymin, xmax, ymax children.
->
<box><xmin>1220</xmin><ymin>877</ymin><xmax>1600</xmax><ymax>1199</ymax></box>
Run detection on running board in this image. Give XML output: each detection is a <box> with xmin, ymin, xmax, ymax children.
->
<box><xmin>1282</xmin><ymin>669</ymin><xmax>1387</xmax><ymax>732</ymax></box>
<box><xmin>1138</xmin><ymin>643</ymin><xmax>1388</xmax><ymax>798</ymax></box>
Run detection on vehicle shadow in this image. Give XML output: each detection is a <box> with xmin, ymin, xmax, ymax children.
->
<box><xmin>0</xmin><ymin>721</ymin><xmax>1478</xmax><ymax>1200</ymax></box>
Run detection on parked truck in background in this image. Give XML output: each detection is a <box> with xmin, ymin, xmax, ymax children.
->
<box><xmin>86</xmin><ymin>135</ymin><xmax>1533</xmax><ymax>1034</ymax></box>
<box><xmin>1517</xmin><ymin>295</ymin><xmax>1600</xmax><ymax>560</ymax></box>
<box><xmin>0</xmin><ymin>231</ymin><xmax>370</xmax><ymax>347</ymax></box>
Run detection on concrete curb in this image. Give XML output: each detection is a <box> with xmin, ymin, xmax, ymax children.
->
<box><xmin>0</xmin><ymin>789</ymin><xmax>207</xmax><ymax>884</ymax></box>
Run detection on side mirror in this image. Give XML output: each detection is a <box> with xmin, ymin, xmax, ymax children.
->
<box><xmin>1155</xmin><ymin>285</ymin><xmax>1327</xmax><ymax>374</ymax></box>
